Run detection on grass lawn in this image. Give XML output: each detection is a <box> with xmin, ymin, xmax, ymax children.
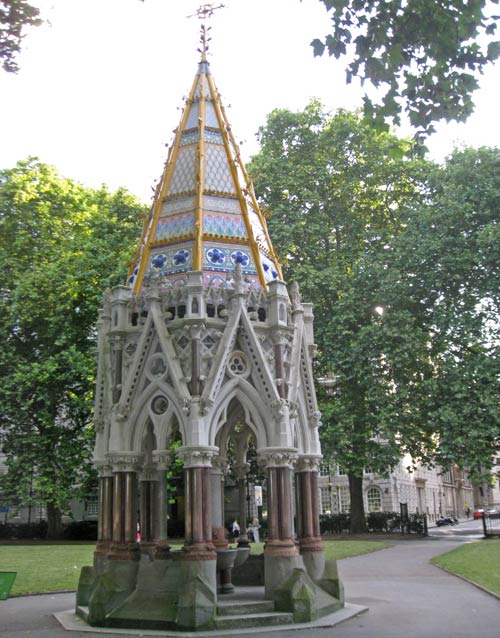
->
<box><xmin>431</xmin><ymin>539</ymin><xmax>500</xmax><ymax>596</ymax></box>
<box><xmin>0</xmin><ymin>539</ymin><xmax>391</xmax><ymax>596</ymax></box>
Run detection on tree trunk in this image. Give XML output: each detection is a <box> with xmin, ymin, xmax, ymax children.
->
<box><xmin>348</xmin><ymin>473</ymin><xmax>367</xmax><ymax>534</ymax></box>
<box><xmin>46</xmin><ymin>502</ymin><xmax>63</xmax><ymax>539</ymax></box>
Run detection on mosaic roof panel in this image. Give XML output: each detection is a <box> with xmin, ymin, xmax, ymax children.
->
<box><xmin>205</xmin><ymin>101</ymin><xmax>219</xmax><ymax>128</ymax></box>
<box><xmin>204</xmin><ymin>129</ymin><xmax>223</xmax><ymax>144</ymax></box>
<box><xmin>204</xmin><ymin>195</ymin><xmax>241</xmax><ymax>214</ymax></box>
<box><xmin>260</xmin><ymin>253</ymin><xmax>279</xmax><ymax>282</ymax></box>
<box><xmin>186</xmin><ymin>102</ymin><xmax>200</xmax><ymax>129</ymax></box>
<box><xmin>193</xmin><ymin>76</ymin><xmax>203</xmax><ymax>98</ymax></box>
<box><xmin>203</xmin><ymin>243</ymin><xmax>256</xmax><ymax>274</ymax></box>
<box><xmin>204</xmin><ymin>213</ymin><xmax>247</xmax><ymax>239</ymax></box>
<box><xmin>181</xmin><ymin>130</ymin><xmax>199</xmax><ymax>146</ymax></box>
<box><xmin>162</xmin><ymin>196</ymin><xmax>196</xmax><ymax>216</ymax></box>
<box><xmin>130</xmin><ymin>60</ymin><xmax>282</xmax><ymax>293</ymax></box>
<box><xmin>167</xmin><ymin>146</ymin><xmax>196</xmax><ymax>195</ymax></box>
<box><xmin>204</xmin><ymin>144</ymin><xmax>236</xmax><ymax>193</ymax></box>
<box><xmin>148</xmin><ymin>244</ymin><xmax>193</xmax><ymax>275</ymax></box>
<box><xmin>154</xmin><ymin>213</ymin><xmax>195</xmax><ymax>242</ymax></box>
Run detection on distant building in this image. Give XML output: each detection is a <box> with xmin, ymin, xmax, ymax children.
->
<box><xmin>317</xmin><ymin>456</ymin><xmax>475</xmax><ymax>523</ymax></box>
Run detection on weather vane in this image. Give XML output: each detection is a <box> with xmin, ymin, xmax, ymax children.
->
<box><xmin>187</xmin><ymin>3</ymin><xmax>225</xmax><ymax>60</ymax></box>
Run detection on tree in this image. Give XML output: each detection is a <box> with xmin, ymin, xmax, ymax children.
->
<box><xmin>381</xmin><ymin>147</ymin><xmax>500</xmax><ymax>477</ymax></box>
<box><xmin>0</xmin><ymin>158</ymin><xmax>144</xmax><ymax>537</ymax></box>
<box><xmin>249</xmin><ymin>102</ymin><xmax>430</xmax><ymax>531</ymax></box>
<box><xmin>0</xmin><ymin>0</ymin><xmax>42</xmax><ymax>72</ymax></box>
<box><xmin>312</xmin><ymin>0</ymin><xmax>500</xmax><ymax>134</ymax></box>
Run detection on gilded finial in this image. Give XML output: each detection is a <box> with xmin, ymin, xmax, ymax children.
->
<box><xmin>187</xmin><ymin>3</ymin><xmax>225</xmax><ymax>60</ymax></box>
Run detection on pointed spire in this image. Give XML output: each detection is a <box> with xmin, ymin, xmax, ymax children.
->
<box><xmin>128</xmin><ymin>28</ymin><xmax>282</xmax><ymax>294</ymax></box>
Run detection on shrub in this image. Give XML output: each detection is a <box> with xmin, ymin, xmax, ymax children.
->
<box><xmin>62</xmin><ymin>520</ymin><xmax>98</xmax><ymax>540</ymax></box>
<box><xmin>0</xmin><ymin>521</ymin><xmax>48</xmax><ymax>539</ymax></box>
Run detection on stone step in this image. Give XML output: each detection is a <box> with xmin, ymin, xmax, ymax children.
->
<box><xmin>216</xmin><ymin>599</ymin><xmax>276</xmax><ymax>616</ymax></box>
<box><xmin>214</xmin><ymin>611</ymin><xmax>294</xmax><ymax>630</ymax></box>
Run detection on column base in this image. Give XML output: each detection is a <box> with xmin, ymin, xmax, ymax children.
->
<box><xmin>109</xmin><ymin>542</ymin><xmax>140</xmax><ymax>561</ymax></box>
<box><xmin>94</xmin><ymin>540</ymin><xmax>112</xmax><ymax>558</ymax></box>
<box><xmin>264</xmin><ymin>539</ymin><xmax>299</xmax><ymax>558</ymax></box>
<box><xmin>182</xmin><ymin>542</ymin><xmax>217</xmax><ymax>561</ymax></box>
<box><xmin>212</xmin><ymin>526</ymin><xmax>229</xmax><ymax>549</ymax></box>
<box><xmin>155</xmin><ymin>540</ymin><xmax>172</xmax><ymax>559</ymax></box>
<box><xmin>299</xmin><ymin>536</ymin><xmax>323</xmax><ymax>553</ymax></box>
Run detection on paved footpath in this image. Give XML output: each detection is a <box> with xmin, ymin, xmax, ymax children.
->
<box><xmin>1</xmin><ymin>538</ymin><xmax>499</xmax><ymax>638</ymax></box>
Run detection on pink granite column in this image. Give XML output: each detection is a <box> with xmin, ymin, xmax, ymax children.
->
<box><xmin>95</xmin><ymin>465</ymin><xmax>113</xmax><ymax>557</ymax></box>
<box><xmin>296</xmin><ymin>456</ymin><xmax>323</xmax><ymax>554</ymax></box>
<box><xmin>179</xmin><ymin>447</ymin><xmax>217</xmax><ymax>561</ymax></box>
<box><xmin>107</xmin><ymin>453</ymin><xmax>143</xmax><ymax>560</ymax></box>
<box><xmin>261</xmin><ymin>450</ymin><xmax>298</xmax><ymax>559</ymax></box>
<box><xmin>138</xmin><ymin>467</ymin><xmax>160</xmax><ymax>553</ymax></box>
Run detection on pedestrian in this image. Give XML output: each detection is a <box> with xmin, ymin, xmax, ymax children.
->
<box><xmin>248</xmin><ymin>516</ymin><xmax>260</xmax><ymax>543</ymax></box>
<box><xmin>231</xmin><ymin>519</ymin><xmax>240</xmax><ymax>539</ymax></box>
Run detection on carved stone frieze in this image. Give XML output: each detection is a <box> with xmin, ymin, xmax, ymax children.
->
<box><xmin>106</xmin><ymin>451</ymin><xmax>144</xmax><ymax>472</ymax></box>
<box><xmin>152</xmin><ymin>449</ymin><xmax>173</xmax><ymax>469</ymax></box>
<box><xmin>257</xmin><ymin>448</ymin><xmax>298</xmax><ymax>469</ymax></box>
<box><xmin>211</xmin><ymin>455</ymin><xmax>230</xmax><ymax>475</ymax></box>
<box><xmin>295</xmin><ymin>454</ymin><xmax>322</xmax><ymax>473</ymax></box>
<box><xmin>176</xmin><ymin>446</ymin><xmax>219</xmax><ymax>468</ymax></box>
<box><xmin>94</xmin><ymin>460</ymin><xmax>113</xmax><ymax>477</ymax></box>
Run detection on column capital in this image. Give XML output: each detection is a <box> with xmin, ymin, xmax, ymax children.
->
<box><xmin>94</xmin><ymin>460</ymin><xmax>113</xmax><ymax>477</ymax></box>
<box><xmin>258</xmin><ymin>447</ymin><xmax>298</xmax><ymax>469</ymax></box>
<box><xmin>177</xmin><ymin>445</ymin><xmax>218</xmax><ymax>468</ymax></box>
<box><xmin>234</xmin><ymin>462</ymin><xmax>250</xmax><ymax>480</ymax></box>
<box><xmin>211</xmin><ymin>455</ymin><xmax>229</xmax><ymax>475</ymax></box>
<box><xmin>106</xmin><ymin>451</ymin><xmax>144</xmax><ymax>472</ymax></box>
<box><xmin>152</xmin><ymin>449</ymin><xmax>173</xmax><ymax>469</ymax></box>
<box><xmin>295</xmin><ymin>454</ymin><xmax>322</xmax><ymax>473</ymax></box>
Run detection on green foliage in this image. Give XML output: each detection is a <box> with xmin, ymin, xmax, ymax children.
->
<box><xmin>250</xmin><ymin>103</ymin><xmax>429</xmax><ymax>530</ymax></box>
<box><xmin>250</xmin><ymin>103</ymin><xmax>500</xmax><ymax>529</ymax></box>
<box><xmin>0</xmin><ymin>0</ymin><xmax>42</xmax><ymax>72</ymax></box>
<box><xmin>382</xmin><ymin>147</ymin><xmax>500</xmax><ymax>476</ymax></box>
<box><xmin>0</xmin><ymin>158</ymin><xmax>144</xmax><ymax>535</ymax></box>
<box><xmin>312</xmin><ymin>0</ymin><xmax>500</xmax><ymax>134</ymax></box>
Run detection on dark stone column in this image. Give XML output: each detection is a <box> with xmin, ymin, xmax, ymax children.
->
<box><xmin>153</xmin><ymin>450</ymin><xmax>172</xmax><ymax>558</ymax></box>
<box><xmin>260</xmin><ymin>450</ymin><xmax>298</xmax><ymax>559</ymax></box>
<box><xmin>178</xmin><ymin>447</ymin><xmax>217</xmax><ymax>561</ymax></box>
<box><xmin>138</xmin><ymin>467</ymin><xmax>160</xmax><ymax>553</ymax></box>
<box><xmin>95</xmin><ymin>464</ymin><xmax>113</xmax><ymax>557</ymax></box>
<box><xmin>295</xmin><ymin>456</ymin><xmax>323</xmax><ymax>554</ymax></box>
<box><xmin>107</xmin><ymin>453</ymin><xmax>143</xmax><ymax>560</ymax></box>
<box><xmin>236</xmin><ymin>463</ymin><xmax>250</xmax><ymax>548</ymax></box>
<box><xmin>211</xmin><ymin>456</ymin><xmax>229</xmax><ymax>549</ymax></box>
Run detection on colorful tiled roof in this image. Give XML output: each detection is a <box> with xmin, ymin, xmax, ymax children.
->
<box><xmin>128</xmin><ymin>56</ymin><xmax>282</xmax><ymax>293</ymax></box>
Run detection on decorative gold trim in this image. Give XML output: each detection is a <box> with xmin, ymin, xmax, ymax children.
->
<box><xmin>193</xmin><ymin>72</ymin><xmax>206</xmax><ymax>270</ymax></box>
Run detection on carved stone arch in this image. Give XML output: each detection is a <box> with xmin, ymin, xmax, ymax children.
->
<box><xmin>127</xmin><ymin>382</ymin><xmax>187</xmax><ymax>452</ymax></box>
<box><xmin>214</xmin><ymin>398</ymin><xmax>254</xmax><ymax>464</ymax></box>
<box><xmin>158</xmin><ymin>410</ymin><xmax>182</xmax><ymax>451</ymax></box>
<box><xmin>141</xmin><ymin>419</ymin><xmax>157</xmax><ymax>465</ymax></box>
<box><xmin>295</xmin><ymin>392</ymin><xmax>321</xmax><ymax>456</ymax></box>
<box><xmin>294</xmin><ymin>394</ymin><xmax>312</xmax><ymax>454</ymax></box>
<box><xmin>94</xmin><ymin>417</ymin><xmax>112</xmax><ymax>459</ymax></box>
<box><xmin>208</xmin><ymin>378</ymin><xmax>270</xmax><ymax>449</ymax></box>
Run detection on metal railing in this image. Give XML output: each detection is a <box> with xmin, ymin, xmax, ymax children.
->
<box><xmin>482</xmin><ymin>512</ymin><xmax>500</xmax><ymax>537</ymax></box>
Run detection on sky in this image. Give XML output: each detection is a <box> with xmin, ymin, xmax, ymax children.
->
<box><xmin>1</xmin><ymin>0</ymin><xmax>499</xmax><ymax>204</ymax></box>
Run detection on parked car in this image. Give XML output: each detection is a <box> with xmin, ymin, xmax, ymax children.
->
<box><xmin>473</xmin><ymin>509</ymin><xmax>485</xmax><ymax>519</ymax></box>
